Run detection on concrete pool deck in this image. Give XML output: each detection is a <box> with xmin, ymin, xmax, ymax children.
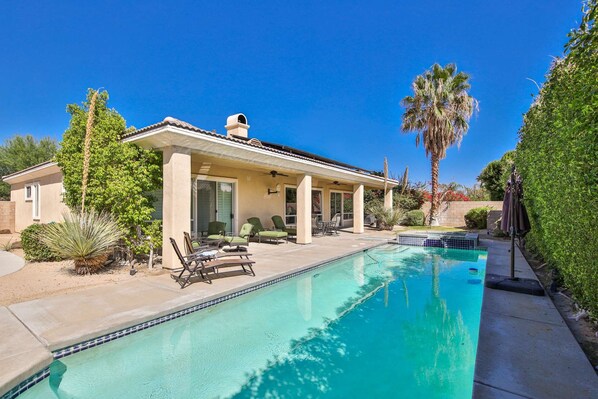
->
<box><xmin>1</xmin><ymin>231</ymin><xmax>596</xmax><ymax>398</ymax></box>
<box><xmin>474</xmin><ymin>238</ymin><xmax>597</xmax><ymax>398</ymax></box>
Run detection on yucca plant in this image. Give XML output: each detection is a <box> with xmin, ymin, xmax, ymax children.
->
<box><xmin>366</xmin><ymin>200</ymin><xmax>404</xmax><ymax>231</ymax></box>
<box><xmin>42</xmin><ymin>210</ymin><xmax>122</xmax><ymax>274</ymax></box>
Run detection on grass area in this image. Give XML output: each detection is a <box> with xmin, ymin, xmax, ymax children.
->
<box><xmin>396</xmin><ymin>226</ymin><xmax>467</xmax><ymax>232</ymax></box>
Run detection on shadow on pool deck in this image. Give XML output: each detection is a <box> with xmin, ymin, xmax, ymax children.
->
<box><xmin>474</xmin><ymin>238</ymin><xmax>598</xmax><ymax>398</ymax></box>
<box><xmin>1</xmin><ymin>231</ymin><xmax>596</xmax><ymax>398</ymax></box>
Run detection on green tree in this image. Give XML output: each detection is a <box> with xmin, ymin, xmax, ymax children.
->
<box><xmin>0</xmin><ymin>135</ymin><xmax>58</xmax><ymax>200</ymax></box>
<box><xmin>55</xmin><ymin>89</ymin><xmax>162</xmax><ymax>248</ymax></box>
<box><xmin>401</xmin><ymin>63</ymin><xmax>477</xmax><ymax>224</ymax></box>
<box><xmin>477</xmin><ymin>150</ymin><xmax>515</xmax><ymax>200</ymax></box>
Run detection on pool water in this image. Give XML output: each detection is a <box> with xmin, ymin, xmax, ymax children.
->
<box><xmin>18</xmin><ymin>245</ymin><xmax>487</xmax><ymax>399</ymax></box>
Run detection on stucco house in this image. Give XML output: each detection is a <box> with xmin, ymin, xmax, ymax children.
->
<box><xmin>3</xmin><ymin>114</ymin><xmax>397</xmax><ymax>268</ymax></box>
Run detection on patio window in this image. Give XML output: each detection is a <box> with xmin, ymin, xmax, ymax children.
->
<box><xmin>343</xmin><ymin>192</ymin><xmax>353</xmax><ymax>220</ymax></box>
<box><xmin>285</xmin><ymin>187</ymin><xmax>297</xmax><ymax>225</ymax></box>
<box><xmin>285</xmin><ymin>187</ymin><xmax>322</xmax><ymax>225</ymax></box>
<box><xmin>312</xmin><ymin>189</ymin><xmax>322</xmax><ymax>222</ymax></box>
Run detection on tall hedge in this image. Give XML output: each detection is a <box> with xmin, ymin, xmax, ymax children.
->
<box><xmin>516</xmin><ymin>2</ymin><xmax>598</xmax><ymax>315</ymax></box>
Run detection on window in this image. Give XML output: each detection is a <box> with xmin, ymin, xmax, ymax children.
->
<box><xmin>284</xmin><ymin>187</ymin><xmax>322</xmax><ymax>224</ymax></box>
<box><xmin>31</xmin><ymin>182</ymin><xmax>40</xmax><ymax>220</ymax></box>
<box><xmin>285</xmin><ymin>187</ymin><xmax>297</xmax><ymax>225</ymax></box>
<box><xmin>343</xmin><ymin>193</ymin><xmax>353</xmax><ymax>220</ymax></box>
<box><xmin>312</xmin><ymin>189</ymin><xmax>322</xmax><ymax>222</ymax></box>
<box><xmin>25</xmin><ymin>184</ymin><xmax>33</xmax><ymax>201</ymax></box>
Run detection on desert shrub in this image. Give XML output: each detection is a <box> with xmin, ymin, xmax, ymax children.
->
<box><xmin>366</xmin><ymin>200</ymin><xmax>404</xmax><ymax>230</ymax></box>
<box><xmin>516</xmin><ymin>2</ymin><xmax>598</xmax><ymax>315</ymax></box>
<box><xmin>402</xmin><ymin>210</ymin><xmax>425</xmax><ymax>226</ymax></box>
<box><xmin>42</xmin><ymin>210</ymin><xmax>123</xmax><ymax>274</ymax></box>
<box><xmin>464</xmin><ymin>207</ymin><xmax>491</xmax><ymax>229</ymax></box>
<box><xmin>21</xmin><ymin>223</ymin><xmax>61</xmax><ymax>261</ymax></box>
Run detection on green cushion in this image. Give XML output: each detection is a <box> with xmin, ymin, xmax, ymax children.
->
<box><xmin>258</xmin><ymin>231</ymin><xmax>288</xmax><ymax>238</ymax></box>
<box><xmin>224</xmin><ymin>236</ymin><xmax>249</xmax><ymax>245</ymax></box>
<box><xmin>207</xmin><ymin>234</ymin><xmax>224</xmax><ymax>240</ymax></box>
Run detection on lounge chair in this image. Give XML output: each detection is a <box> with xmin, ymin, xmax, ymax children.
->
<box><xmin>247</xmin><ymin>217</ymin><xmax>288</xmax><ymax>244</ymax></box>
<box><xmin>223</xmin><ymin>223</ymin><xmax>253</xmax><ymax>250</ymax></box>
<box><xmin>170</xmin><ymin>237</ymin><xmax>256</xmax><ymax>288</ymax></box>
<box><xmin>201</xmin><ymin>221</ymin><xmax>227</xmax><ymax>241</ymax></box>
<box><xmin>184</xmin><ymin>232</ymin><xmax>252</xmax><ymax>260</ymax></box>
<box><xmin>271</xmin><ymin>215</ymin><xmax>297</xmax><ymax>237</ymax></box>
<box><xmin>169</xmin><ymin>237</ymin><xmax>215</xmax><ymax>287</ymax></box>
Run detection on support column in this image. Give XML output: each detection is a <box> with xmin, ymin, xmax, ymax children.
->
<box><xmin>162</xmin><ymin>146</ymin><xmax>191</xmax><ymax>269</ymax></box>
<box><xmin>353</xmin><ymin>184</ymin><xmax>364</xmax><ymax>234</ymax></box>
<box><xmin>296</xmin><ymin>174</ymin><xmax>312</xmax><ymax>244</ymax></box>
<box><xmin>384</xmin><ymin>187</ymin><xmax>393</xmax><ymax>211</ymax></box>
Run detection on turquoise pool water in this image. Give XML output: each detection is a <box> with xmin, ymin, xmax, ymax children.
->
<box><xmin>18</xmin><ymin>245</ymin><xmax>487</xmax><ymax>398</ymax></box>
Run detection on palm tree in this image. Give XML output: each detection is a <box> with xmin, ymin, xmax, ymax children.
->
<box><xmin>401</xmin><ymin>63</ymin><xmax>477</xmax><ymax>224</ymax></box>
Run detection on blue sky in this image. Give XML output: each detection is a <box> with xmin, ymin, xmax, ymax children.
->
<box><xmin>0</xmin><ymin>1</ymin><xmax>583</xmax><ymax>186</ymax></box>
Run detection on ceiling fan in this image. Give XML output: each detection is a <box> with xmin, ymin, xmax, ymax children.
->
<box><xmin>266</xmin><ymin>170</ymin><xmax>289</xmax><ymax>178</ymax></box>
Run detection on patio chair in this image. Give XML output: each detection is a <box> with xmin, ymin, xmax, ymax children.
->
<box><xmin>328</xmin><ymin>213</ymin><xmax>341</xmax><ymax>235</ymax></box>
<box><xmin>170</xmin><ymin>237</ymin><xmax>215</xmax><ymax>288</ymax></box>
<box><xmin>223</xmin><ymin>223</ymin><xmax>253</xmax><ymax>250</ymax></box>
<box><xmin>201</xmin><ymin>221</ymin><xmax>227</xmax><ymax>241</ymax></box>
<box><xmin>184</xmin><ymin>231</ymin><xmax>252</xmax><ymax>260</ymax></box>
<box><xmin>171</xmin><ymin>238</ymin><xmax>256</xmax><ymax>289</ymax></box>
<box><xmin>271</xmin><ymin>215</ymin><xmax>297</xmax><ymax>237</ymax></box>
<box><xmin>247</xmin><ymin>217</ymin><xmax>288</xmax><ymax>244</ymax></box>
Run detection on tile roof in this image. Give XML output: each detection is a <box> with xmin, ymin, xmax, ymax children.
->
<box><xmin>124</xmin><ymin>117</ymin><xmax>392</xmax><ymax>181</ymax></box>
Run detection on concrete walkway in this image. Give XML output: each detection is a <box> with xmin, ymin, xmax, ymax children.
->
<box><xmin>474</xmin><ymin>239</ymin><xmax>598</xmax><ymax>398</ymax></box>
<box><xmin>0</xmin><ymin>251</ymin><xmax>25</xmax><ymax>277</ymax></box>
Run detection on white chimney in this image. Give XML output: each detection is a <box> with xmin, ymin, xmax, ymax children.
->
<box><xmin>225</xmin><ymin>113</ymin><xmax>250</xmax><ymax>138</ymax></box>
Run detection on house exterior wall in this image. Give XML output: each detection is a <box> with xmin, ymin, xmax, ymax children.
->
<box><xmin>10</xmin><ymin>171</ymin><xmax>68</xmax><ymax>231</ymax></box>
<box><xmin>421</xmin><ymin>201</ymin><xmax>503</xmax><ymax>227</ymax></box>
<box><xmin>190</xmin><ymin>159</ymin><xmax>356</xmax><ymax>233</ymax></box>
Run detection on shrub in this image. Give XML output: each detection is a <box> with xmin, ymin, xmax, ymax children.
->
<box><xmin>366</xmin><ymin>200</ymin><xmax>404</xmax><ymax>230</ymax></box>
<box><xmin>21</xmin><ymin>223</ymin><xmax>60</xmax><ymax>261</ymax></box>
<box><xmin>516</xmin><ymin>2</ymin><xmax>598</xmax><ymax>315</ymax></box>
<box><xmin>403</xmin><ymin>210</ymin><xmax>425</xmax><ymax>226</ymax></box>
<box><xmin>41</xmin><ymin>210</ymin><xmax>123</xmax><ymax>274</ymax></box>
<box><xmin>464</xmin><ymin>207</ymin><xmax>491</xmax><ymax>229</ymax></box>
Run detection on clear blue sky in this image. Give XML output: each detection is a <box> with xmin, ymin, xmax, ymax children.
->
<box><xmin>0</xmin><ymin>1</ymin><xmax>583</xmax><ymax>186</ymax></box>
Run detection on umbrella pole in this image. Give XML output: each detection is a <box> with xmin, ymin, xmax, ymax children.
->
<box><xmin>510</xmin><ymin>169</ymin><xmax>516</xmax><ymax>279</ymax></box>
<box><xmin>485</xmin><ymin>166</ymin><xmax>544</xmax><ymax>296</ymax></box>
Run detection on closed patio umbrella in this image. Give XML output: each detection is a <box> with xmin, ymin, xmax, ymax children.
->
<box><xmin>486</xmin><ymin>167</ymin><xmax>543</xmax><ymax>295</ymax></box>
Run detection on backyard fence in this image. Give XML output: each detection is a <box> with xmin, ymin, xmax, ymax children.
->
<box><xmin>0</xmin><ymin>201</ymin><xmax>15</xmax><ymax>233</ymax></box>
<box><xmin>420</xmin><ymin>201</ymin><xmax>503</xmax><ymax>227</ymax></box>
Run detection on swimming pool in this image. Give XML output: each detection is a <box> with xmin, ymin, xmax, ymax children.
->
<box><xmin>16</xmin><ymin>244</ymin><xmax>486</xmax><ymax>398</ymax></box>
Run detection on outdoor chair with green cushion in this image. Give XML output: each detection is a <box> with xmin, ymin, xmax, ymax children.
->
<box><xmin>271</xmin><ymin>215</ymin><xmax>297</xmax><ymax>237</ymax></box>
<box><xmin>247</xmin><ymin>217</ymin><xmax>288</xmax><ymax>244</ymax></box>
<box><xmin>223</xmin><ymin>223</ymin><xmax>253</xmax><ymax>250</ymax></box>
<box><xmin>202</xmin><ymin>221</ymin><xmax>226</xmax><ymax>240</ymax></box>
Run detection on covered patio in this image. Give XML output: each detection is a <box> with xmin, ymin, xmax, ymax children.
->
<box><xmin>124</xmin><ymin>115</ymin><xmax>397</xmax><ymax>269</ymax></box>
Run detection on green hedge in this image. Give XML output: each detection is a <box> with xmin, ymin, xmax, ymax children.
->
<box><xmin>516</xmin><ymin>2</ymin><xmax>598</xmax><ymax>315</ymax></box>
<box><xmin>402</xmin><ymin>210</ymin><xmax>425</xmax><ymax>226</ymax></box>
<box><xmin>21</xmin><ymin>223</ymin><xmax>61</xmax><ymax>262</ymax></box>
<box><xmin>464</xmin><ymin>207</ymin><xmax>490</xmax><ymax>229</ymax></box>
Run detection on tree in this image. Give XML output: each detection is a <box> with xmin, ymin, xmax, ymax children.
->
<box><xmin>401</xmin><ymin>63</ymin><xmax>477</xmax><ymax>224</ymax></box>
<box><xmin>477</xmin><ymin>150</ymin><xmax>515</xmax><ymax>200</ymax></box>
<box><xmin>0</xmin><ymin>135</ymin><xmax>58</xmax><ymax>200</ymax></box>
<box><xmin>55</xmin><ymin>89</ymin><xmax>162</xmax><ymax>249</ymax></box>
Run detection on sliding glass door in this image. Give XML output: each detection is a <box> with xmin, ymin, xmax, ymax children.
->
<box><xmin>191</xmin><ymin>179</ymin><xmax>236</xmax><ymax>236</ymax></box>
